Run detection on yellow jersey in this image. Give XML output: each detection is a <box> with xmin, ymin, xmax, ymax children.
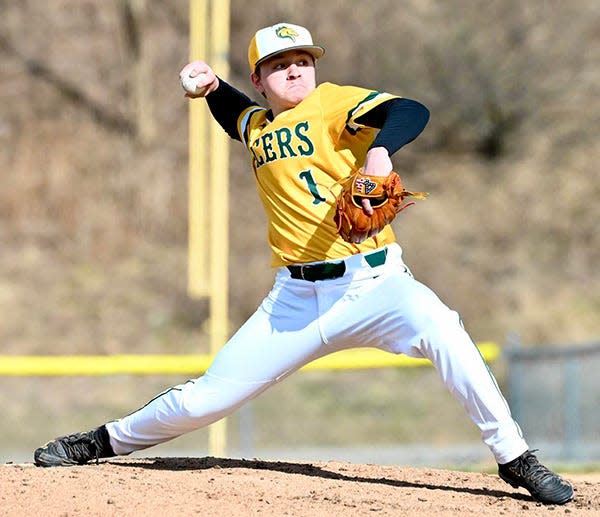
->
<box><xmin>237</xmin><ymin>82</ymin><xmax>400</xmax><ymax>266</ymax></box>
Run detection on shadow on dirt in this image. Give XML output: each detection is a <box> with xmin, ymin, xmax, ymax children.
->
<box><xmin>110</xmin><ymin>456</ymin><xmax>530</xmax><ymax>502</ymax></box>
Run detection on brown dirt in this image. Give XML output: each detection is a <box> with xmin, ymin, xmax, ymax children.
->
<box><xmin>1</xmin><ymin>457</ymin><xmax>598</xmax><ymax>516</ymax></box>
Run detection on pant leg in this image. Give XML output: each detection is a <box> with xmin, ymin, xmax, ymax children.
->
<box><xmin>107</xmin><ymin>275</ymin><xmax>327</xmax><ymax>455</ymax></box>
<box><xmin>406</xmin><ymin>289</ymin><xmax>528</xmax><ymax>464</ymax></box>
<box><xmin>372</xmin><ymin>270</ymin><xmax>528</xmax><ymax>464</ymax></box>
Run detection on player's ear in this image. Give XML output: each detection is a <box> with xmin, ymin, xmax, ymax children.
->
<box><xmin>250</xmin><ymin>72</ymin><xmax>264</xmax><ymax>95</ymax></box>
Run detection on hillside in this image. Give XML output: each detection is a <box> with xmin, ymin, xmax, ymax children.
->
<box><xmin>1</xmin><ymin>0</ymin><xmax>599</xmax><ymax>358</ymax></box>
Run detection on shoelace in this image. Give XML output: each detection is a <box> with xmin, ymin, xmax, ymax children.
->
<box><xmin>515</xmin><ymin>452</ymin><xmax>557</xmax><ymax>486</ymax></box>
<box><xmin>63</xmin><ymin>433</ymin><xmax>100</xmax><ymax>464</ymax></box>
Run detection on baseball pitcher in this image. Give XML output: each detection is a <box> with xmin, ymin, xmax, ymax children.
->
<box><xmin>34</xmin><ymin>22</ymin><xmax>573</xmax><ymax>506</ymax></box>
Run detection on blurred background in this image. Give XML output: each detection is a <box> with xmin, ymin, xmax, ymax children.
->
<box><xmin>1</xmin><ymin>0</ymin><xmax>598</xmax><ymax>468</ymax></box>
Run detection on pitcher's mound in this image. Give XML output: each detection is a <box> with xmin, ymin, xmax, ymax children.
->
<box><xmin>2</xmin><ymin>457</ymin><xmax>598</xmax><ymax>516</ymax></box>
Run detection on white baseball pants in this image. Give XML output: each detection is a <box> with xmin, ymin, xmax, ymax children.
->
<box><xmin>106</xmin><ymin>243</ymin><xmax>528</xmax><ymax>464</ymax></box>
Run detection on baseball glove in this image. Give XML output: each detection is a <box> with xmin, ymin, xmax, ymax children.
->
<box><xmin>334</xmin><ymin>169</ymin><xmax>427</xmax><ymax>244</ymax></box>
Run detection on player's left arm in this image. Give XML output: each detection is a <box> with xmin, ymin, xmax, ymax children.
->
<box><xmin>356</xmin><ymin>98</ymin><xmax>430</xmax><ymax>213</ymax></box>
<box><xmin>358</xmin><ymin>98</ymin><xmax>430</xmax><ymax>170</ymax></box>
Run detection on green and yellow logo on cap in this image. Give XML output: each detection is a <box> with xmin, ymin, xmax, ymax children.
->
<box><xmin>275</xmin><ymin>26</ymin><xmax>299</xmax><ymax>42</ymax></box>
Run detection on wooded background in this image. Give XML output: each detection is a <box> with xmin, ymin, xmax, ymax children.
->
<box><xmin>1</xmin><ymin>0</ymin><xmax>599</xmax><ymax>358</ymax></box>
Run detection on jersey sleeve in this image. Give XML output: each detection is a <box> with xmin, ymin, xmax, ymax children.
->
<box><xmin>319</xmin><ymin>83</ymin><xmax>400</xmax><ymax>142</ymax></box>
<box><xmin>237</xmin><ymin>105</ymin><xmax>268</xmax><ymax>148</ymax></box>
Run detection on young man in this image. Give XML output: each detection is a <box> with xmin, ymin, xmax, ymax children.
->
<box><xmin>34</xmin><ymin>22</ymin><xmax>573</xmax><ymax>506</ymax></box>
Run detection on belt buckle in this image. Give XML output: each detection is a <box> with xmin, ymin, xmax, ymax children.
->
<box><xmin>300</xmin><ymin>266</ymin><xmax>306</xmax><ymax>281</ymax></box>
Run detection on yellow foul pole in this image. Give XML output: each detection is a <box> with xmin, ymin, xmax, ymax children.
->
<box><xmin>188</xmin><ymin>0</ymin><xmax>231</xmax><ymax>457</ymax></box>
<box><xmin>188</xmin><ymin>0</ymin><xmax>209</xmax><ymax>297</ymax></box>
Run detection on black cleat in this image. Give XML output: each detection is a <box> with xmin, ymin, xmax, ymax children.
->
<box><xmin>498</xmin><ymin>450</ymin><xmax>573</xmax><ymax>505</ymax></box>
<box><xmin>34</xmin><ymin>425</ymin><xmax>115</xmax><ymax>467</ymax></box>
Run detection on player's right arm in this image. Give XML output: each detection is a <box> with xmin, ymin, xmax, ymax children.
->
<box><xmin>205</xmin><ymin>80</ymin><xmax>259</xmax><ymax>141</ymax></box>
<box><xmin>179</xmin><ymin>60</ymin><xmax>259</xmax><ymax>142</ymax></box>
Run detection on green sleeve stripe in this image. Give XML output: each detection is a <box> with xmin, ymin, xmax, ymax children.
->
<box><xmin>345</xmin><ymin>91</ymin><xmax>381</xmax><ymax>127</ymax></box>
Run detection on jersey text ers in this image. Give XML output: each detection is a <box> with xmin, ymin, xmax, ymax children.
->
<box><xmin>251</xmin><ymin>121</ymin><xmax>314</xmax><ymax>169</ymax></box>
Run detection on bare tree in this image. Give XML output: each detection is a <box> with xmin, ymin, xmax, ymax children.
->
<box><xmin>120</xmin><ymin>0</ymin><xmax>156</xmax><ymax>144</ymax></box>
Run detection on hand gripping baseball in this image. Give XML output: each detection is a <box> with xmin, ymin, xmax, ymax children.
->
<box><xmin>179</xmin><ymin>61</ymin><xmax>219</xmax><ymax>98</ymax></box>
<box><xmin>334</xmin><ymin>169</ymin><xmax>428</xmax><ymax>244</ymax></box>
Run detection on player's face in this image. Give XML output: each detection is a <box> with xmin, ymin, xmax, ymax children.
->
<box><xmin>251</xmin><ymin>50</ymin><xmax>316</xmax><ymax>116</ymax></box>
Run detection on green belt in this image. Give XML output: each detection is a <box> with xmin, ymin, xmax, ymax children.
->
<box><xmin>287</xmin><ymin>248</ymin><xmax>388</xmax><ymax>282</ymax></box>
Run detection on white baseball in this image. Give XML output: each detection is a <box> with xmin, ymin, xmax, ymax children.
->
<box><xmin>180</xmin><ymin>73</ymin><xmax>209</xmax><ymax>95</ymax></box>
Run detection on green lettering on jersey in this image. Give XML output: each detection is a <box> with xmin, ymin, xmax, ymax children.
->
<box><xmin>251</xmin><ymin>122</ymin><xmax>314</xmax><ymax>168</ymax></box>
<box><xmin>274</xmin><ymin>128</ymin><xmax>298</xmax><ymax>158</ymax></box>
<box><xmin>294</xmin><ymin>122</ymin><xmax>314</xmax><ymax>156</ymax></box>
<box><xmin>262</xmin><ymin>133</ymin><xmax>277</xmax><ymax>163</ymax></box>
<box><xmin>299</xmin><ymin>169</ymin><xmax>326</xmax><ymax>205</ymax></box>
<box><xmin>251</xmin><ymin>140</ymin><xmax>265</xmax><ymax>168</ymax></box>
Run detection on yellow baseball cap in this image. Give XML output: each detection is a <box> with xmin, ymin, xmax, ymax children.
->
<box><xmin>248</xmin><ymin>23</ymin><xmax>325</xmax><ymax>73</ymax></box>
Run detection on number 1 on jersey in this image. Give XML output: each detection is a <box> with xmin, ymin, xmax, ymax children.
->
<box><xmin>298</xmin><ymin>170</ymin><xmax>326</xmax><ymax>205</ymax></box>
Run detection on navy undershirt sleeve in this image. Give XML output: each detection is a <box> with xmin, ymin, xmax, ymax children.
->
<box><xmin>205</xmin><ymin>81</ymin><xmax>429</xmax><ymax>153</ymax></box>
<box><xmin>356</xmin><ymin>98</ymin><xmax>430</xmax><ymax>156</ymax></box>
<box><xmin>205</xmin><ymin>78</ymin><xmax>259</xmax><ymax>141</ymax></box>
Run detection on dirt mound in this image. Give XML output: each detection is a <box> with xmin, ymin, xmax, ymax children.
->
<box><xmin>2</xmin><ymin>457</ymin><xmax>598</xmax><ymax>516</ymax></box>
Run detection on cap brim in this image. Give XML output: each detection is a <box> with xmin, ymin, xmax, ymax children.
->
<box><xmin>254</xmin><ymin>45</ymin><xmax>325</xmax><ymax>70</ymax></box>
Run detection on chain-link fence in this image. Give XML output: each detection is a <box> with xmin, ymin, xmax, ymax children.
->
<box><xmin>505</xmin><ymin>339</ymin><xmax>600</xmax><ymax>463</ymax></box>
